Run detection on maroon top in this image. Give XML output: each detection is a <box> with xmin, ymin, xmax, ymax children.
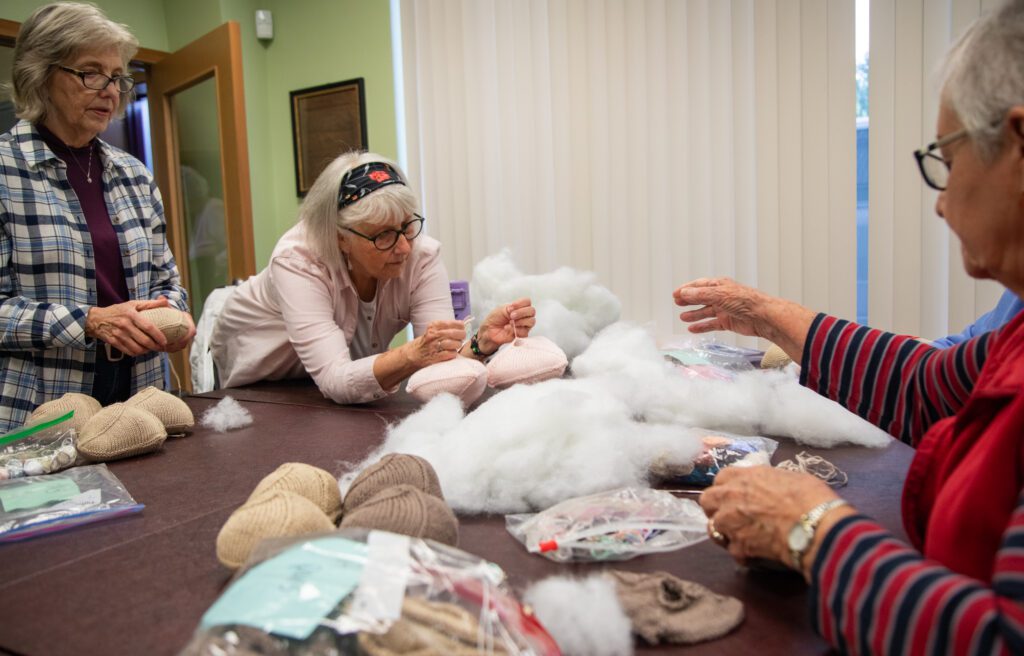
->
<box><xmin>37</xmin><ymin>124</ymin><xmax>129</xmax><ymax>307</ymax></box>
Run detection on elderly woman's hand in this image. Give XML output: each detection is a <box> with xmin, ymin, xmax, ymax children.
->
<box><xmin>86</xmin><ymin>297</ymin><xmax>171</xmax><ymax>357</ymax></box>
<box><xmin>475</xmin><ymin>298</ymin><xmax>536</xmax><ymax>355</ymax></box>
<box><xmin>673</xmin><ymin>278</ymin><xmax>817</xmax><ymax>361</ymax></box>
<box><xmin>699</xmin><ymin>466</ymin><xmax>843</xmax><ymax>573</ymax></box>
<box><xmin>405</xmin><ymin>320</ymin><xmax>467</xmax><ymax>368</ymax></box>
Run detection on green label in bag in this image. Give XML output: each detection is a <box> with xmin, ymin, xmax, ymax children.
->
<box><xmin>0</xmin><ymin>477</ymin><xmax>81</xmax><ymax>512</ymax></box>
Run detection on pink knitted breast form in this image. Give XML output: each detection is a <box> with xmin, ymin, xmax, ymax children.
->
<box><xmin>406</xmin><ymin>357</ymin><xmax>489</xmax><ymax>405</ymax></box>
<box><xmin>486</xmin><ymin>336</ymin><xmax>568</xmax><ymax>388</ymax></box>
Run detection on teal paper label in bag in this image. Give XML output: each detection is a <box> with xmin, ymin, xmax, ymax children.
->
<box><xmin>201</xmin><ymin>537</ymin><xmax>368</xmax><ymax>640</ymax></box>
<box><xmin>0</xmin><ymin>477</ymin><xmax>80</xmax><ymax>512</ymax></box>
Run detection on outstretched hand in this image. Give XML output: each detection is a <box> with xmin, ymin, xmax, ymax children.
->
<box><xmin>476</xmin><ymin>298</ymin><xmax>536</xmax><ymax>354</ymax></box>
<box><xmin>86</xmin><ymin>297</ymin><xmax>170</xmax><ymax>357</ymax></box>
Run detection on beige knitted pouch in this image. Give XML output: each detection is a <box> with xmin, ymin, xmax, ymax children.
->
<box><xmin>215</xmin><ymin>490</ymin><xmax>335</xmax><ymax>570</ymax></box>
<box><xmin>340</xmin><ymin>484</ymin><xmax>459</xmax><ymax>546</ymax></box>
<box><xmin>358</xmin><ymin>597</ymin><xmax>497</xmax><ymax>655</ymax></box>
<box><xmin>139</xmin><ymin>307</ymin><xmax>190</xmax><ymax>342</ymax></box>
<box><xmin>343</xmin><ymin>453</ymin><xmax>444</xmax><ymax>513</ymax></box>
<box><xmin>485</xmin><ymin>336</ymin><xmax>568</xmax><ymax>388</ymax></box>
<box><xmin>248</xmin><ymin>463</ymin><xmax>343</xmax><ymax>523</ymax></box>
<box><xmin>760</xmin><ymin>344</ymin><xmax>793</xmax><ymax>369</ymax></box>
<box><xmin>28</xmin><ymin>392</ymin><xmax>102</xmax><ymax>433</ymax></box>
<box><xmin>406</xmin><ymin>358</ymin><xmax>488</xmax><ymax>406</ymax></box>
<box><xmin>77</xmin><ymin>404</ymin><xmax>167</xmax><ymax>461</ymax></box>
<box><xmin>125</xmin><ymin>386</ymin><xmax>194</xmax><ymax>435</ymax></box>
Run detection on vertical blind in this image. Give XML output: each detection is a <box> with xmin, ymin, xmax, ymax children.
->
<box><xmin>396</xmin><ymin>0</ymin><xmax>857</xmax><ymax>343</ymax></box>
<box><xmin>868</xmin><ymin>0</ymin><xmax>1003</xmax><ymax>338</ymax></box>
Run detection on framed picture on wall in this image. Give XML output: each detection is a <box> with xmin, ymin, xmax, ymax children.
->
<box><xmin>290</xmin><ymin>78</ymin><xmax>368</xmax><ymax>196</ymax></box>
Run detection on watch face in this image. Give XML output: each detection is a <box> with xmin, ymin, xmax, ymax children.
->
<box><xmin>788</xmin><ymin>523</ymin><xmax>812</xmax><ymax>552</ymax></box>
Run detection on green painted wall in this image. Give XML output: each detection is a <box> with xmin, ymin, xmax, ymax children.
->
<box><xmin>1</xmin><ymin>0</ymin><xmax>399</xmax><ymax>271</ymax></box>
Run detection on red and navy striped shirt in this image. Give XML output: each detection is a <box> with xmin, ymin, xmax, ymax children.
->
<box><xmin>800</xmin><ymin>312</ymin><xmax>1024</xmax><ymax>655</ymax></box>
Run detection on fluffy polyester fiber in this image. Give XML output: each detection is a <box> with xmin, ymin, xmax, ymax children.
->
<box><xmin>200</xmin><ymin>396</ymin><xmax>253</xmax><ymax>432</ymax></box>
<box><xmin>524</xmin><ymin>575</ymin><xmax>634</xmax><ymax>656</ymax></box>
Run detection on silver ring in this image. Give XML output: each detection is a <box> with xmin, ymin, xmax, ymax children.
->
<box><xmin>708</xmin><ymin>518</ymin><xmax>727</xmax><ymax>545</ymax></box>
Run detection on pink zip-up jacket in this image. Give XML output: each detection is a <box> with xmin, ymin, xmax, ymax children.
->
<box><xmin>210</xmin><ymin>223</ymin><xmax>454</xmax><ymax>403</ymax></box>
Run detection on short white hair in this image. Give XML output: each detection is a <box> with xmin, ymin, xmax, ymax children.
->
<box><xmin>940</xmin><ymin>0</ymin><xmax>1024</xmax><ymax>161</ymax></box>
<box><xmin>299</xmin><ymin>151</ymin><xmax>420</xmax><ymax>272</ymax></box>
<box><xmin>9</xmin><ymin>2</ymin><xmax>139</xmax><ymax>123</ymax></box>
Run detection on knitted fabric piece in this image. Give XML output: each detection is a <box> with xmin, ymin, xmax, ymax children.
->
<box><xmin>216</xmin><ymin>490</ymin><xmax>335</xmax><ymax>570</ymax></box>
<box><xmin>760</xmin><ymin>344</ymin><xmax>793</xmax><ymax>369</ymax></box>
<box><xmin>339</xmin><ymin>484</ymin><xmax>459</xmax><ymax>546</ymax></box>
<box><xmin>77</xmin><ymin>404</ymin><xmax>167</xmax><ymax>461</ymax></box>
<box><xmin>358</xmin><ymin>597</ymin><xmax>491</xmax><ymax>655</ymax></box>
<box><xmin>406</xmin><ymin>358</ymin><xmax>488</xmax><ymax>406</ymax></box>
<box><xmin>249</xmin><ymin>463</ymin><xmax>343</xmax><ymax>523</ymax></box>
<box><xmin>486</xmin><ymin>336</ymin><xmax>568</xmax><ymax>388</ymax></box>
<box><xmin>125</xmin><ymin>386</ymin><xmax>194</xmax><ymax>435</ymax></box>
<box><xmin>28</xmin><ymin>392</ymin><xmax>102</xmax><ymax>433</ymax></box>
<box><xmin>140</xmin><ymin>307</ymin><xmax>190</xmax><ymax>342</ymax></box>
<box><xmin>343</xmin><ymin>453</ymin><xmax>444</xmax><ymax>513</ymax></box>
<box><xmin>606</xmin><ymin>570</ymin><xmax>743</xmax><ymax>645</ymax></box>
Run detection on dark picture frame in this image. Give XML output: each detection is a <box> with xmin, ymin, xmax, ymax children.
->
<box><xmin>289</xmin><ymin>78</ymin><xmax>368</xmax><ymax>196</ymax></box>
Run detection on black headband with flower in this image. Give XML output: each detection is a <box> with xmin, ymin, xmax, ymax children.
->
<box><xmin>337</xmin><ymin>162</ymin><xmax>406</xmax><ymax>209</ymax></box>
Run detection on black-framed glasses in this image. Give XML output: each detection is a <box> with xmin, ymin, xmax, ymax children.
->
<box><xmin>58</xmin><ymin>65</ymin><xmax>135</xmax><ymax>93</ymax></box>
<box><xmin>913</xmin><ymin>128</ymin><xmax>969</xmax><ymax>191</ymax></box>
<box><xmin>345</xmin><ymin>215</ymin><xmax>425</xmax><ymax>250</ymax></box>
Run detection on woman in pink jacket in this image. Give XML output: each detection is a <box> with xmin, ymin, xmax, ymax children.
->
<box><xmin>211</xmin><ymin>152</ymin><xmax>533</xmax><ymax>404</ymax></box>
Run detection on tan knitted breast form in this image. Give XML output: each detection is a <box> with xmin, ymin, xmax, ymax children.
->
<box><xmin>139</xmin><ymin>307</ymin><xmax>190</xmax><ymax>342</ymax></box>
<box><xmin>406</xmin><ymin>358</ymin><xmax>488</xmax><ymax>405</ymax></box>
<box><xmin>486</xmin><ymin>336</ymin><xmax>568</xmax><ymax>388</ymax></box>
<box><xmin>28</xmin><ymin>392</ymin><xmax>102</xmax><ymax>432</ymax></box>
<box><xmin>77</xmin><ymin>404</ymin><xmax>167</xmax><ymax>461</ymax></box>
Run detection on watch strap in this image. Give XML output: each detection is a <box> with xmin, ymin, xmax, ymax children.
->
<box><xmin>790</xmin><ymin>498</ymin><xmax>849</xmax><ymax>570</ymax></box>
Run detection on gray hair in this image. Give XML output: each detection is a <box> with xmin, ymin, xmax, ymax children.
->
<box><xmin>299</xmin><ymin>151</ymin><xmax>420</xmax><ymax>272</ymax></box>
<box><xmin>940</xmin><ymin>0</ymin><xmax>1024</xmax><ymax>160</ymax></box>
<box><xmin>10</xmin><ymin>2</ymin><xmax>139</xmax><ymax>123</ymax></box>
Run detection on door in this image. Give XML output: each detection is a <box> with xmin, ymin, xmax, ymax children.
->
<box><xmin>147</xmin><ymin>21</ymin><xmax>255</xmax><ymax>392</ymax></box>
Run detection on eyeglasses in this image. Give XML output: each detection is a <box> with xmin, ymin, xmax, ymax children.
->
<box><xmin>913</xmin><ymin>117</ymin><xmax>1004</xmax><ymax>191</ymax></box>
<box><xmin>58</xmin><ymin>65</ymin><xmax>135</xmax><ymax>93</ymax></box>
<box><xmin>345</xmin><ymin>215</ymin><xmax>425</xmax><ymax>251</ymax></box>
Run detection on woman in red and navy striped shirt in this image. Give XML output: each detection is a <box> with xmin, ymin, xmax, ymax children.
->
<box><xmin>675</xmin><ymin>2</ymin><xmax>1024</xmax><ymax>654</ymax></box>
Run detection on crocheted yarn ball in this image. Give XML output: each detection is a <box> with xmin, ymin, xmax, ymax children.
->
<box><xmin>406</xmin><ymin>358</ymin><xmax>488</xmax><ymax>405</ymax></box>
<box><xmin>340</xmin><ymin>484</ymin><xmax>459</xmax><ymax>546</ymax></box>
<box><xmin>125</xmin><ymin>386</ymin><xmax>194</xmax><ymax>435</ymax></box>
<box><xmin>140</xmin><ymin>307</ymin><xmax>190</xmax><ymax>343</ymax></box>
<box><xmin>486</xmin><ymin>336</ymin><xmax>568</xmax><ymax>388</ymax></box>
<box><xmin>215</xmin><ymin>490</ymin><xmax>335</xmax><ymax>570</ymax></box>
<box><xmin>77</xmin><ymin>404</ymin><xmax>167</xmax><ymax>461</ymax></box>
<box><xmin>343</xmin><ymin>453</ymin><xmax>444</xmax><ymax>513</ymax></box>
<box><xmin>249</xmin><ymin>462</ymin><xmax>343</xmax><ymax>523</ymax></box>
<box><xmin>28</xmin><ymin>392</ymin><xmax>102</xmax><ymax>432</ymax></box>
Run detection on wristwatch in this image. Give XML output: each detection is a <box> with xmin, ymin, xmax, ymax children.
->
<box><xmin>787</xmin><ymin>499</ymin><xmax>849</xmax><ymax>570</ymax></box>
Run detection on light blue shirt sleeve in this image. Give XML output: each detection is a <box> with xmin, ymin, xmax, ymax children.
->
<box><xmin>931</xmin><ymin>289</ymin><xmax>1024</xmax><ymax>348</ymax></box>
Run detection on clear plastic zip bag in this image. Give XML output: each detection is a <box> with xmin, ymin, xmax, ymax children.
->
<box><xmin>0</xmin><ymin>410</ymin><xmax>78</xmax><ymax>480</ymax></box>
<box><xmin>650</xmin><ymin>430</ymin><xmax>779</xmax><ymax>487</ymax></box>
<box><xmin>506</xmin><ymin>487</ymin><xmax>708</xmax><ymax>563</ymax></box>
<box><xmin>0</xmin><ymin>463</ymin><xmax>143</xmax><ymax>542</ymax></box>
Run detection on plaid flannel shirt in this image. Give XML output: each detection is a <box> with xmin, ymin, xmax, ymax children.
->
<box><xmin>0</xmin><ymin>120</ymin><xmax>188</xmax><ymax>432</ymax></box>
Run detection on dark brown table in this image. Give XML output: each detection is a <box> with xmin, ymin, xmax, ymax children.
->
<box><xmin>0</xmin><ymin>381</ymin><xmax>914</xmax><ymax>655</ymax></box>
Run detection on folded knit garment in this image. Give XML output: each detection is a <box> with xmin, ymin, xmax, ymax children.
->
<box><xmin>343</xmin><ymin>453</ymin><xmax>444</xmax><ymax>513</ymax></box>
<box><xmin>77</xmin><ymin>403</ymin><xmax>167</xmax><ymax>461</ymax></box>
<box><xmin>357</xmin><ymin>597</ymin><xmax>488</xmax><ymax>656</ymax></box>
<box><xmin>139</xmin><ymin>306</ymin><xmax>191</xmax><ymax>342</ymax></box>
<box><xmin>125</xmin><ymin>386</ymin><xmax>194</xmax><ymax>435</ymax></box>
<box><xmin>486</xmin><ymin>336</ymin><xmax>568</xmax><ymax>388</ymax></box>
<box><xmin>606</xmin><ymin>570</ymin><xmax>744</xmax><ymax>645</ymax></box>
<box><xmin>248</xmin><ymin>462</ymin><xmax>343</xmax><ymax>523</ymax></box>
<box><xmin>215</xmin><ymin>490</ymin><xmax>335</xmax><ymax>569</ymax></box>
<box><xmin>339</xmin><ymin>484</ymin><xmax>459</xmax><ymax>547</ymax></box>
<box><xmin>28</xmin><ymin>392</ymin><xmax>102</xmax><ymax>432</ymax></box>
<box><xmin>406</xmin><ymin>358</ymin><xmax>488</xmax><ymax>406</ymax></box>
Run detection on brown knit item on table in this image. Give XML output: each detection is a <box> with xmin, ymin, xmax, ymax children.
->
<box><xmin>77</xmin><ymin>404</ymin><xmax>167</xmax><ymax>461</ymax></box>
<box><xmin>215</xmin><ymin>490</ymin><xmax>335</xmax><ymax>570</ymax></box>
<box><xmin>358</xmin><ymin>597</ymin><xmax>498</xmax><ymax>656</ymax></box>
<box><xmin>28</xmin><ymin>392</ymin><xmax>102</xmax><ymax>433</ymax></box>
<box><xmin>125</xmin><ymin>386</ymin><xmax>194</xmax><ymax>435</ymax></box>
<box><xmin>343</xmin><ymin>453</ymin><xmax>444</xmax><ymax>513</ymax></box>
<box><xmin>760</xmin><ymin>343</ymin><xmax>793</xmax><ymax>369</ymax></box>
<box><xmin>340</xmin><ymin>484</ymin><xmax>458</xmax><ymax>546</ymax></box>
<box><xmin>248</xmin><ymin>463</ymin><xmax>343</xmax><ymax>523</ymax></box>
<box><xmin>606</xmin><ymin>570</ymin><xmax>743</xmax><ymax>645</ymax></box>
<box><xmin>139</xmin><ymin>307</ymin><xmax>190</xmax><ymax>342</ymax></box>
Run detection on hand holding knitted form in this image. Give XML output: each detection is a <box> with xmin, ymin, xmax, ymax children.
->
<box><xmin>406</xmin><ymin>357</ymin><xmax>488</xmax><ymax>406</ymax></box>
<box><xmin>486</xmin><ymin>335</ymin><xmax>568</xmax><ymax>388</ymax></box>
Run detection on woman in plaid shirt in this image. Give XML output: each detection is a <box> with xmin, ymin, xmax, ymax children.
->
<box><xmin>675</xmin><ymin>1</ymin><xmax>1024</xmax><ymax>653</ymax></box>
<box><xmin>0</xmin><ymin>3</ymin><xmax>193</xmax><ymax>432</ymax></box>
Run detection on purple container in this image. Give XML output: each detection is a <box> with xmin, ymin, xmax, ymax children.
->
<box><xmin>450</xmin><ymin>280</ymin><xmax>470</xmax><ymax>320</ymax></box>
